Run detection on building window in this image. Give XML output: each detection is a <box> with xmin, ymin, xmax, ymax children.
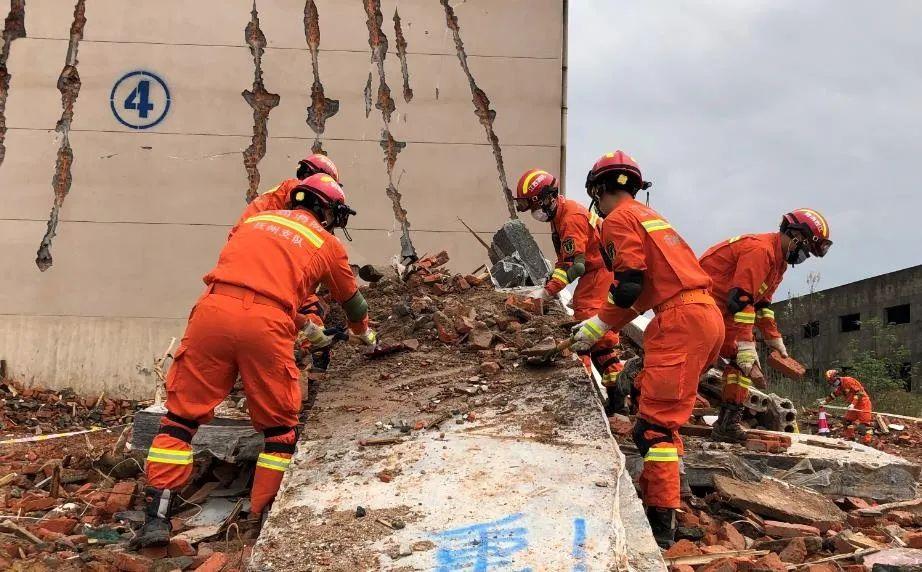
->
<box><xmin>886</xmin><ymin>304</ymin><xmax>910</xmax><ymax>325</ymax></box>
<box><xmin>803</xmin><ymin>321</ymin><xmax>820</xmax><ymax>339</ymax></box>
<box><xmin>839</xmin><ymin>313</ymin><xmax>861</xmax><ymax>333</ymax></box>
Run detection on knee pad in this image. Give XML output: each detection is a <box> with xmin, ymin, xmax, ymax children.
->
<box><xmin>262</xmin><ymin>426</ymin><xmax>299</xmax><ymax>454</ymax></box>
<box><xmin>632</xmin><ymin>418</ymin><xmax>674</xmax><ymax>457</ymax></box>
<box><xmin>159</xmin><ymin>412</ymin><xmax>200</xmax><ymax>443</ymax></box>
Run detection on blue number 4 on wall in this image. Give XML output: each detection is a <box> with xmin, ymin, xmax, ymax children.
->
<box><xmin>124</xmin><ymin>80</ymin><xmax>154</xmax><ymax>118</ymax></box>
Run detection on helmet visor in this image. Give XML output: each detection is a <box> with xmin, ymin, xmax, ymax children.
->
<box><xmin>811</xmin><ymin>237</ymin><xmax>832</xmax><ymax>258</ymax></box>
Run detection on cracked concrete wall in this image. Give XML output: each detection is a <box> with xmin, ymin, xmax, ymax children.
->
<box><xmin>0</xmin><ymin>0</ymin><xmax>564</xmax><ymax>397</ymax></box>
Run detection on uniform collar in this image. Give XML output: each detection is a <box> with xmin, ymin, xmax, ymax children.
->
<box><xmin>552</xmin><ymin>197</ymin><xmax>568</xmax><ymax>226</ymax></box>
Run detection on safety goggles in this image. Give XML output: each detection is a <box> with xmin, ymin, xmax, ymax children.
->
<box><xmin>332</xmin><ymin>202</ymin><xmax>357</xmax><ymax>241</ymax></box>
<box><xmin>514</xmin><ymin>196</ymin><xmax>541</xmax><ymax>213</ymax></box>
<box><xmin>809</xmin><ymin>236</ymin><xmax>832</xmax><ymax>258</ymax></box>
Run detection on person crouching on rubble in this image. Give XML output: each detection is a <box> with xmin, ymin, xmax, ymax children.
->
<box><xmin>229</xmin><ymin>153</ymin><xmax>344</xmax><ymax>376</ymax></box>
<box><xmin>699</xmin><ymin>209</ymin><xmax>833</xmax><ymax>443</ymax></box>
<box><xmin>569</xmin><ymin>150</ymin><xmax>724</xmax><ymax>548</ymax></box>
<box><xmin>135</xmin><ymin>174</ymin><xmax>377</xmax><ymax>548</ymax></box>
<box><xmin>820</xmin><ymin>369</ymin><xmax>875</xmax><ymax>445</ymax></box>
<box><xmin>513</xmin><ymin>168</ymin><xmax>625</xmax><ymax>414</ymax></box>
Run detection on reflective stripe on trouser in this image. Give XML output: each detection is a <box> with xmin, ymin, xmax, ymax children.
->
<box><xmin>639</xmin><ymin>439</ymin><xmax>682</xmax><ymax>509</ymax></box>
<box><xmin>635</xmin><ymin>301</ymin><xmax>724</xmax><ymax>509</ymax></box>
<box><xmin>251</xmin><ymin>429</ymin><xmax>297</xmax><ymax>515</ymax></box>
<box><xmin>721</xmin><ymin>367</ymin><xmax>752</xmax><ymax>405</ymax></box>
<box><xmin>146</xmin><ymin>417</ymin><xmax>197</xmax><ymax>491</ymax></box>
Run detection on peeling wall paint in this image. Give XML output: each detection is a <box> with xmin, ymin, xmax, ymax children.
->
<box><xmin>241</xmin><ymin>2</ymin><xmax>280</xmax><ymax>203</ymax></box>
<box><xmin>364</xmin><ymin>0</ymin><xmax>415</xmax><ymax>263</ymax></box>
<box><xmin>0</xmin><ymin>0</ymin><xmax>26</xmax><ymax>175</ymax></box>
<box><xmin>35</xmin><ymin>0</ymin><xmax>85</xmax><ymax>272</ymax></box>
<box><xmin>304</xmin><ymin>0</ymin><xmax>338</xmax><ymax>154</ymax></box>
<box><xmin>440</xmin><ymin>0</ymin><xmax>517</xmax><ymax>219</ymax></box>
<box><xmin>393</xmin><ymin>8</ymin><xmax>413</xmax><ymax>104</ymax></box>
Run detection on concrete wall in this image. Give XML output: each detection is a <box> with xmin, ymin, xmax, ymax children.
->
<box><xmin>770</xmin><ymin>265</ymin><xmax>922</xmax><ymax>388</ymax></box>
<box><xmin>0</xmin><ymin>0</ymin><xmax>565</xmax><ymax>398</ymax></box>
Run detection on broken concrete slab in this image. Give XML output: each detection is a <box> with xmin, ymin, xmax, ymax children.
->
<box><xmin>250</xmin><ymin>364</ymin><xmax>665</xmax><ymax>571</ymax></box>
<box><xmin>131</xmin><ymin>405</ymin><xmax>263</xmax><ymax>463</ymax></box>
<box><xmin>864</xmin><ymin>548</ymin><xmax>922</xmax><ymax>572</ymax></box>
<box><xmin>489</xmin><ymin>220</ymin><xmax>550</xmax><ymax>287</ymax></box>
<box><xmin>713</xmin><ymin>474</ymin><xmax>846</xmax><ymax>531</ymax></box>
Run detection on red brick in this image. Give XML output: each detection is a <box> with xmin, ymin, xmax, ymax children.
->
<box><xmin>663</xmin><ymin>539</ymin><xmax>701</xmax><ymax>558</ymax></box>
<box><xmin>480</xmin><ymin>361</ymin><xmax>501</xmax><ymax>376</ymax></box>
<box><xmin>750</xmin><ymin>553</ymin><xmax>786</xmax><ymax>572</ymax></box>
<box><xmin>842</xmin><ymin>566</ymin><xmax>867</xmax><ymax>572</ymax></box>
<box><xmin>18</xmin><ymin>496</ymin><xmax>58</xmax><ymax>512</ymax></box>
<box><xmin>763</xmin><ymin>521</ymin><xmax>821</xmax><ymax>538</ymax></box>
<box><xmin>719</xmin><ymin>523</ymin><xmax>747</xmax><ymax>551</ymax></box>
<box><xmin>139</xmin><ymin>545</ymin><xmax>168</xmax><ymax>559</ymax></box>
<box><xmin>843</xmin><ymin>497</ymin><xmax>871</xmax><ymax>510</ymax></box>
<box><xmin>65</xmin><ymin>534</ymin><xmax>88</xmax><ymax>545</ymax></box>
<box><xmin>778</xmin><ymin>537</ymin><xmax>807</xmax><ymax>564</ymax></box>
<box><xmin>677</xmin><ymin>511</ymin><xmax>700</xmax><ymax>527</ymax></box>
<box><xmin>887</xmin><ymin>510</ymin><xmax>917</xmax><ymax>526</ymax></box>
<box><xmin>700</xmin><ymin>557</ymin><xmax>739</xmax><ymax>572</ymax></box>
<box><xmin>846</xmin><ymin>514</ymin><xmax>878</xmax><ymax>528</ymax></box>
<box><xmin>168</xmin><ymin>538</ymin><xmax>196</xmax><ymax>558</ymax></box>
<box><xmin>105</xmin><ymin>481</ymin><xmax>137</xmax><ymax>514</ymax></box>
<box><xmin>196</xmin><ymin>552</ymin><xmax>229</xmax><ymax>572</ymax></box>
<box><xmin>39</xmin><ymin>518</ymin><xmax>77</xmax><ymax>535</ymax></box>
<box><xmin>767</xmin><ymin>352</ymin><xmax>806</xmax><ymax>379</ymax></box>
<box><xmin>670</xmin><ymin>565</ymin><xmax>695</xmax><ymax>572</ymax></box>
<box><xmin>906</xmin><ymin>532</ymin><xmax>922</xmax><ymax>549</ymax></box>
<box><xmin>702</xmin><ymin>545</ymin><xmax>733</xmax><ymax>554</ymax></box>
<box><xmin>34</xmin><ymin>528</ymin><xmax>65</xmax><ymax>542</ymax></box>
<box><xmin>113</xmin><ymin>552</ymin><xmax>152</xmax><ymax>572</ymax></box>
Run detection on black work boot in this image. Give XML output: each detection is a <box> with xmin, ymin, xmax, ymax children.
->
<box><xmin>133</xmin><ymin>487</ymin><xmax>174</xmax><ymax>548</ymax></box>
<box><xmin>646</xmin><ymin>506</ymin><xmax>676</xmax><ymax>549</ymax></box>
<box><xmin>604</xmin><ymin>385</ymin><xmax>628</xmax><ymax>417</ymax></box>
<box><xmin>711</xmin><ymin>403</ymin><xmax>748</xmax><ymax>443</ymax></box>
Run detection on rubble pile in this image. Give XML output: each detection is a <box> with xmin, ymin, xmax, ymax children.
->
<box><xmin>799</xmin><ymin>408</ymin><xmax>922</xmax><ymax>464</ymax></box>
<box><xmin>1</xmin><ymin>381</ymin><xmax>137</xmax><ymax>433</ymax></box>
<box><xmin>663</xmin><ymin>482</ymin><xmax>922</xmax><ymax>572</ymax></box>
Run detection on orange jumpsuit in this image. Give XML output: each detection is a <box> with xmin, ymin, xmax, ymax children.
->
<box><xmin>832</xmin><ymin>376</ymin><xmax>874</xmax><ymax>441</ymax></box>
<box><xmin>146</xmin><ymin>209</ymin><xmax>368</xmax><ymax>515</ymax></box>
<box><xmin>699</xmin><ymin>233</ymin><xmax>787</xmax><ymax>405</ymax></box>
<box><xmin>544</xmin><ymin>198</ymin><xmax>620</xmax><ymax>382</ymax></box>
<box><xmin>230</xmin><ymin>179</ymin><xmax>327</xmax><ymax>362</ymax></box>
<box><xmin>598</xmin><ymin>198</ymin><xmax>724</xmax><ymax>509</ymax></box>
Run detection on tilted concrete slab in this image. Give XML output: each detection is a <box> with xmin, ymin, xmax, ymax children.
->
<box><xmin>624</xmin><ymin>431</ymin><xmax>921</xmax><ymax>503</ymax></box>
<box><xmin>250</xmin><ymin>362</ymin><xmax>665</xmax><ymax>571</ymax></box>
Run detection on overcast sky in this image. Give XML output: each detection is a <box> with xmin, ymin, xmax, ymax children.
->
<box><xmin>566</xmin><ymin>0</ymin><xmax>922</xmax><ymax>298</ymax></box>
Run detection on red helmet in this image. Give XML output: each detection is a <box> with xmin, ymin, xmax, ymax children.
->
<box><xmin>781</xmin><ymin>208</ymin><xmax>832</xmax><ymax>257</ymax></box>
<box><xmin>514</xmin><ymin>169</ymin><xmax>558</xmax><ymax>212</ymax></box>
<box><xmin>585</xmin><ymin>150</ymin><xmax>650</xmax><ymax>196</ymax></box>
<box><xmin>291</xmin><ymin>174</ymin><xmax>356</xmax><ymax>237</ymax></box>
<box><xmin>292</xmin><ymin>174</ymin><xmax>346</xmax><ymax>206</ymax></box>
<box><xmin>298</xmin><ymin>153</ymin><xmax>340</xmax><ymax>182</ymax></box>
<box><xmin>825</xmin><ymin>369</ymin><xmax>839</xmax><ymax>383</ymax></box>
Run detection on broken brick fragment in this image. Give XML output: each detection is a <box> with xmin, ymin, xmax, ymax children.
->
<box><xmin>480</xmin><ymin>361</ymin><xmax>501</xmax><ymax>375</ymax></box>
<box><xmin>767</xmin><ymin>351</ymin><xmax>805</xmax><ymax>379</ymax></box>
<box><xmin>669</xmin><ymin>565</ymin><xmax>695</xmax><ymax>572</ymax></box>
<box><xmin>749</xmin><ymin>552</ymin><xmax>786</xmax><ymax>572</ymax></box>
<box><xmin>719</xmin><ymin>522</ymin><xmax>747</xmax><ymax>550</ymax></box>
<box><xmin>804</xmin><ymin>563</ymin><xmax>837</xmax><ymax>572</ymax></box>
<box><xmin>778</xmin><ymin>536</ymin><xmax>807</xmax><ymax>564</ymax></box>
<box><xmin>196</xmin><ymin>551</ymin><xmax>229</xmax><ymax>572</ymax></box>
<box><xmin>105</xmin><ymin>481</ymin><xmax>137</xmax><ymax>514</ymax></box>
<box><xmin>112</xmin><ymin>551</ymin><xmax>153</xmax><ymax>572</ymax></box>
<box><xmin>763</xmin><ymin>521</ymin><xmax>821</xmax><ymax>538</ymax></box>
<box><xmin>663</xmin><ymin>539</ymin><xmax>701</xmax><ymax>558</ymax></box>
<box><xmin>39</xmin><ymin>517</ymin><xmax>77</xmax><ymax>535</ymax></box>
<box><xmin>700</xmin><ymin>557</ymin><xmax>739</xmax><ymax>572</ymax></box>
<box><xmin>906</xmin><ymin>532</ymin><xmax>922</xmax><ymax>549</ymax></box>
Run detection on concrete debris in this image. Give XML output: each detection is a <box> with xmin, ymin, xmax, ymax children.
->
<box><xmin>713</xmin><ymin>474</ymin><xmax>846</xmax><ymax>530</ymax></box>
<box><xmin>489</xmin><ymin>220</ymin><xmax>552</xmax><ymax>287</ymax></box>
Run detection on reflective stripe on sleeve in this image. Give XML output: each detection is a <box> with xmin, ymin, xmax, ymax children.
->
<box><xmin>640</xmin><ymin>219</ymin><xmax>672</xmax><ymax>233</ymax></box>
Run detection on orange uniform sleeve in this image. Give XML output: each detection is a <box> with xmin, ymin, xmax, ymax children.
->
<box><xmin>546</xmin><ymin>214</ymin><xmax>591</xmax><ymax>295</ymax></box>
<box><xmin>227</xmin><ymin>184</ymin><xmax>290</xmax><ymax>240</ymax></box>
<box><xmin>726</xmin><ymin>247</ymin><xmax>772</xmax><ymax>344</ymax></box>
<box><xmin>598</xmin><ymin>211</ymin><xmax>645</xmax><ymax>328</ymax></box>
<box><xmin>755</xmin><ymin>282</ymin><xmax>782</xmax><ymax>341</ymax></box>
<box><xmin>319</xmin><ymin>238</ymin><xmax>368</xmax><ymax>333</ymax></box>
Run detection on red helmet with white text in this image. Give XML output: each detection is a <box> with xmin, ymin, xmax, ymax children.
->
<box><xmin>291</xmin><ymin>174</ymin><xmax>356</xmax><ymax>238</ymax></box>
<box><xmin>781</xmin><ymin>208</ymin><xmax>832</xmax><ymax>258</ymax></box>
<box><xmin>514</xmin><ymin>169</ymin><xmax>558</xmax><ymax>213</ymax></box>
<box><xmin>585</xmin><ymin>150</ymin><xmax>650</xmax><ymax>198</ymax></box>
<box><xmin>297</xmin><ymin>153</ymin><xmax>340</xmax><ymax>183</ymax></box>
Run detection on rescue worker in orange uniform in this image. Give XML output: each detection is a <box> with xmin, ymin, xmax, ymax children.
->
<box><xmin>513</xmin><ymin>168</ymin><xmax>624</xmax><ymax>413</ymax></box>
<box><xmin>699</xmin><ymin>209</ymin><xmax>833</xmax><ymax>442</ymax></box>
<box><xmin>821</xmin><ymin>369</ymin><xmax>874</xmax><ymax>444</ymax></box>
<box><xmin>136</xmin><ymin>174</ymin><xmax>377</xmax><ymax>548</ymax></box>
<box><xmin>229</xmin><ymin>153</ymin><xmax>342</xmax><ymax>373</ymax></box>
<box><xmin>570</xmin><ymin>151</ymin><xmax>724</xmax><ymax>548</ymax></box>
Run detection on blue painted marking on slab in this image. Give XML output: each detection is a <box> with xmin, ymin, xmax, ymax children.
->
<box><xmin>110</xmin><ymin>71</ymin><xmax>170</xmax><ymax>129</ymax></box>
<box><xmin>572</xmin><ymin>518</ymin><xmax>587</xmax><ymax>572</ymax></box>
<box><xmin>433</xmin><ymin>513</ymin><xmax>531</xmax><ymax>571</ymax></box>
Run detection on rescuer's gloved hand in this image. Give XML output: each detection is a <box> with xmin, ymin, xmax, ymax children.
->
<box><xmin>570</xmin><ymin>315</ymin><xmax>611</xmax><ymax>352</ymax></box>
<box><xmin>766</xmin><ymin>337</ymin><xmax>788</xmax><ymax>358</ymax></box>
<box><xmin>356</xmin><ymin>328</ymin><xmax>378</xmax><ymax>346</ymax></box>
<box><xmin>735</xmin><ymin>341</ymin><xmax>759</xmax><ymax>376</ymax></box>
<box><xmin>528</xmin><ymin>288</ymin><xmax>550</xmax><ymax>300</ymax></box>
<box><xmin>303</xmin><ymin>321</ymin><xmax>336</xmax><ymax>350</ymax></box>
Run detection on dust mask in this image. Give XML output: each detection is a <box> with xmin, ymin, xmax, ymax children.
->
<box><xmin>531</xmin><ymin>209</ymin><xmax>551</xmax><ymax>222</ymax></box>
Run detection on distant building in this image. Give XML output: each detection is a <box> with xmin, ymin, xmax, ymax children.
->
<box><xmin>770</xmin><ymin>265</ymin><xmax>921</xmax><ymax>391</ymax></box>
